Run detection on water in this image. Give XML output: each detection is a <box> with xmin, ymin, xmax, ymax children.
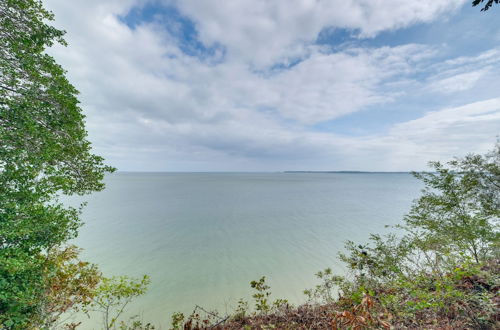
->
<box><xmin>68</xmin><ymin>172</ymin><xmax>421</xmax><ymax>328</ymax></box>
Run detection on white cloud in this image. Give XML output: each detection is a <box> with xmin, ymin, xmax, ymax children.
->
<box><xmin>443</xmin><ymin>48</ymin><xmax>500</xmax><ymax>67</ymax></box>
<box><xmin>174</xmin><ymin>0</ymin><xmax>465</xmax><ymax>67</ymax></box>
<box><xmin>390</xmin><ymin>98</ymin><xmax>500</xmax><ymax>141</ymax></box>
<box><xmin>353</xmin><ymin>98</ymin><xmax>500</xmax><ymax>170</ymax></box>
<box><xmin>428</xmin><ymin>70</ymin><xmax>486</xmax><ymax>93</ymax></box>
<box><xmin>424</xmin><ymin>48</ymin><xmax>500</xmax><ymax>95</ymax></box>
<box><xmin>43</xmin><ymin>0</ymin><xmax>497</xmax><ymax>171</ymax></box>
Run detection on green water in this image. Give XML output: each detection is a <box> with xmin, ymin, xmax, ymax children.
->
<box><xmin>68</xmin><ymin>172</ymin><xmax>421</xmax><ymax>328</ymax></box>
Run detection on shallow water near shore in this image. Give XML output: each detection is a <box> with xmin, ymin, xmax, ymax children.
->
<box><xmin>67</xmin><ymin>172</ymin><xmax>421</xmax><ymax>328</ymax></box>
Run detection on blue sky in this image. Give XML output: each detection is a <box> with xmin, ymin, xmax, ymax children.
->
<box><xmin>45</xmin><ymin>0</ymin><xmax>500</xmax><ymax>171</ymax></box>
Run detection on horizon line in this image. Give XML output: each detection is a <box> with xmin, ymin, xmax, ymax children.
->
<box><xmin>112</xmin><ymin>170</ymin><xmax>416</xmax><ymax>174</ymax></box>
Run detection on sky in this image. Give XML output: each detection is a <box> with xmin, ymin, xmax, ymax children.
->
<box><xmin>44</xmin><ymin>0</ymin><xmax>500</xmax><ymax>171</ymax></box>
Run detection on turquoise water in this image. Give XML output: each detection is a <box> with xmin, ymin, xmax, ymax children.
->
<box><xmin>69</xmin><ymin>172</ymin><xmax>421</xmax><ymax>328</ymax></box>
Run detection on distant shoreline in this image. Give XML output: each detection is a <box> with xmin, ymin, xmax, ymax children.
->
<box><xmin>283</xmin><ymin>171</ymin><xmax>411</xmax><ymax>174</ymax></box>
<box><xmin>112</xmin><ymin>171</ymin><xmax>414</xmax><ymax>174</ymax></box>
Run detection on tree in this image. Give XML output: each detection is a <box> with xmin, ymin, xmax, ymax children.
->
<box><xmin>332</xmin><ymin>144</ymin><xmax>499</xmax><ymax>328</ymax></box>
<box><xmin>84</xmin><ymin>275</ymin><xmax>150</xmax><ymax>330</ymax></box>
<box><xmin>0</xmin><ymin>0</ymin><xmax>114</xmax><ymax>327</ymax></box>
<box><xmin>38</xmin><ymin>246</ymin><xmax>102</xmax><ymax>329</ymax></box>
<box><xmin>404</xmin><ymin>144</ymin><xmax>499</xmax><ymax>264</ymax></box>
<box><xmin>339</xmin><ymin>142</ymin><xmax>499</xmax><ymax>283</ymax></box>
<box><xmin>472</xmin><ymin>0</ymin><xmax>499</xmax><ymax>11</ymax></box>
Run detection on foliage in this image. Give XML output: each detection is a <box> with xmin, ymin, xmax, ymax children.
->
<box><xmin>0</xmin><ymin>0</ymin><xmax>114</xmax><ymax>327</ymax></box>
<box><xmin>174</xmin><ymin>278</ymin><xmax>291</xmax><ymax>329</ymax></box>
<box><xmin>85</xmin><ymin>275</ymin><xmax>151</xmax><ymax>330</ymax></box>
<box><xmin>340</xmin><ymin>234</ymin><xmax>412</xmax><ymax>282</ymax></box>
<box><xmin>0</xmin><ymin>244</ymin><xmax>102</xmax><ymax>329</ymax></box>
<box><xmin>39</xmin><ymin>245</ymin><xmax>101</xmax><ymax>329</ymax></box>
<box><xmin>330</xmin><ymin>143</ymin><xmax>500</xmax><ymax>328</ymax></box>
<box><xmin>339</xmin><ymin>143</ymin><xmax>499</xmax><ymax>283</ymax></box>
<box><xmin>170</xmin><ymin>305</ymin><xmax>227</xmax><ymax>330</ymax></box>
<box><xmin>0</xmin><ymin>0</ymin><xmax>495</xmax><ymax>328</ymax></box>
<box><xmin>473</xmin><ymin>0</ymin><xmax>499</xmax><ymax>11</ymax></box>
<box><xmin>303</xmin><ymin>268</ymin><xmax>344</xmax><ymax>304</ymax></box>
<box><xmin>250</xmin><ymin>276</ymin><xmax>288</xmax><ymax>315</ymax></box>
<box><xmin>250</xmin><ymin>276</ymin><xmax>272</xmax><ymax>314</ymax></box>
<box><xmin>160</xmin><ymin>145</ymin><xmax>499</xmax><ymax>329</ymax></box>
<box><xmin>117</xmin><ymin>315</ymin><xmax>155</xmax><ymax>330</ymax></box>
<box><xmin>380</xmin><ymin>260</ymin><xmax>498</xmax><ymax>328</ymax></box>
<box><xmin>232</xmin><ymin>299</ymin><xmax>249</xmax><ymax>321</ymax></box>
<box><xmin>170</xmin><ymin>312</ymin><xmax>185</xmax><ymax>330</ymax></box>
<box><xmin>403</xmin><ymin>145</ymin><xmax>499</xmax><ymax>264</ymax></box>
<box><xmin>164</xmin><ymin>144</ymin><xmax>499</xmax><ymax>329</ymax></box>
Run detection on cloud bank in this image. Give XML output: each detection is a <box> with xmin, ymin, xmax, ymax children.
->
<box><xmin>45</xmin><ymin>0</ymin><xmax>499</xmax><ymax>171</ymax></box>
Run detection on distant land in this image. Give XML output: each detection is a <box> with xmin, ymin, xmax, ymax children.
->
<box><xmin>283</xmin><ymin>171</ymin><xmax>411</xmax><ymax>174</ymax></box>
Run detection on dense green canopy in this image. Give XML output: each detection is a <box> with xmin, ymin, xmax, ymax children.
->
<box><xmin>0</xmin><ymin>0</ymin><xmax>114</xmax><ymax>327</ymax></box>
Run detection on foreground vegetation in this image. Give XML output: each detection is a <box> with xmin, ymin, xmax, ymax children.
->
<box><xmin>1</xmin><ymin>0</ymin><xmax>498</xmax><ymax>329</ymax></box>
<box><xmin>0</xmin><ymin>1</ymin><xmax>147</xmax><ymax>329</ymax></box>
<box><xmin>91</xmin><ymin>143</ymin><xmax>498</xmax><ymax>330</ymax></box>
<box><xmin>166</xmin><ymin>144</ymin><xmax>499</xmax><ymax>330</ymax></box>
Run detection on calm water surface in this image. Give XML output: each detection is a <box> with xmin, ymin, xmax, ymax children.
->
<box><xmin>69</xmin><ymin>172</ymin><xmax>421</xmax><ymax>328</ymax></box>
